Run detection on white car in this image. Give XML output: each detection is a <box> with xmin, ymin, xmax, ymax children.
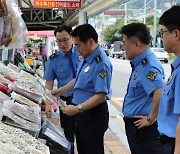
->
<box><xmin>151</xmin><ymin>48</ymin><xmax>169</xmax><ymax>63</ymax></box>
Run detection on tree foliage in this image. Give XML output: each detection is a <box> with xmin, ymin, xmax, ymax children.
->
<box><xmin>103</xmin><ymin>18</ymin><xmax>124</xmax><ymax>43</ymax></box>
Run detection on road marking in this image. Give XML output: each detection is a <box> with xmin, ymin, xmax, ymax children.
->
<box><xmin>111</xmin><ymin>96</ymin><xmax>123</xmax><ymax>108</ymax></box>
<box><xmin>115</xmin><ymin>97</ymin><xmax>124</xmax><ymax>101</ymax></box>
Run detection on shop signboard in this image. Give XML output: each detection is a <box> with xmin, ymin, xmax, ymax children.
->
<box><xmin>33</xmin><ymin>0</ymin><xmax>82</xmax><ymax>9</ymax></box>
<box><xmin>104</xmin><ymin>11</ymin><xmax>126</xmax><ymax>15</ymax></box>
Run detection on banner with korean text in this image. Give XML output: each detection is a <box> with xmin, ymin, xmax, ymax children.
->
<box><xmin>34</xmin><ymin>0</ymin><xmax>82</xmax><ymax>9</ymax></box>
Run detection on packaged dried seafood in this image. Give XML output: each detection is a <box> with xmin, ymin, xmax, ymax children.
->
<box><xmin>2</xmin><ymin>107</ymin><xmax>40</xmax><ymax>132</ymax></box>
<box><xmin>39</xmin><ymin>118</ymin><xmax>71</xmax><ymax>153</ymax></box>
<box><xmin>10</xmin><ymin>84</ymin><xmax>43</xmax><ymax>104</ymax></box>
<box><xmin>0</xmin><ymin>91</ymin><xmax>9</xmax><ymax>103</ymax></box>
<box><xmin>0</xmin><ymin>81</ymin><xmax>9</xmax><ymax>94</ymax></box>
<box><xmin>0</xmin><ymin>121</ymin><xmax>49</xmax><ymax>154</ymax></box>
<box><xmin>11</xmin><ymin>91</ymin><xmax>39</xmax><ymax>108</ymax></box>
<box><xmin>7</xmin><ymin>63</ymin><xmax>21</xmax><ymax>73</ymax></box>
<box><xmin>15</xmin><ymin>70</ymin><xmax>44</xmax><ymax>94</ymax></box>
<box><xmin>3</xmin><ymin>99</ymin><xmax>41</xmax><ymax>124</ymax></box>
<box><xmin>0</xmin><ymin>62</ymin><xmax>18</xmax><ymax>81</ymax></box>
<box><xmin>0</xmin><ymin>74</ymin><xmax>12</xmax><ymax>85</ymax></box>
<box><xmin>37</xmin><ymin>77</ymin><xmax>67</xmax><ymax>108</ymax></box>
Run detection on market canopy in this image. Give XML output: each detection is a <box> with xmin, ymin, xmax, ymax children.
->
<box><xmin>28</xmin><ymin>31</ymin><xmax>55</xmax><ymax>37</ymax></box>
<box><xmin>20</xmin><ymin>0</ymin><xmax>89</xmax><ymax>31</ymax></box>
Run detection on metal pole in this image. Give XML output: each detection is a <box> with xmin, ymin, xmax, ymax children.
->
<box><xmin>144</xmin><ymin>0</ymin><xmax>147</xmax><ymax>24</ymax></box>
<box><xmin>79</xmin><ymin>10</ymin><xmax>86</xmax><ymax>25</ymax></box>
<box><xmin>124</xmin><ymin>2</ymin><xmax>127</xmax><ymax>25</ymax></box>
<box><xmin>153</xmin><ymin>0</ymin><xmax>157</xmax><ymax>47</ymax></box>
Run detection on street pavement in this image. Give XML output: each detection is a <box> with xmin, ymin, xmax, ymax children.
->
<box><xmin>104</xmin><ymin>101</ymin><xmax>131</xmax><ymax>154</ymax></box>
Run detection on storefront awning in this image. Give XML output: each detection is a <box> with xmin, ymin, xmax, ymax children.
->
<box><xmin>28</xmin><ymin>31</ymin><xmax>54</xmax><ymax>37</ymax></box>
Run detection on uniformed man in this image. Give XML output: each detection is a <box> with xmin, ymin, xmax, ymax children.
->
<box><xmin>120</xmin><ymin>23</ymin><xmax>165</xmax><ymax>154</ymax></box>
<box><xmin>157</xmin><ymin>5</ymin><xmax>180</xmax><ymax>154</ymax></box>
<box><xmin>43</xmin><ymin>25</ymin><xmax>81</xmax><ymax>154</ymax></box>
<box><xmin>51</xmin><ymin>24</ymin><xmax>112</xmax><ymax>154</ymax></box>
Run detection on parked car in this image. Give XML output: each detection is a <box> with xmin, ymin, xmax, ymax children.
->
<box><xmin>122</xmin><ymin>51</ymin><xmax>127</xmax><ymax>60</ymax></box>
<box><xmin>151</xmin><ymin>48</ymin><xmax>169</xmax><ymax>63</ymax></box>
<box><xmin>110</xmin><ymin>41</ymin><xmax>125</xmax><ymax>58</ymax></box>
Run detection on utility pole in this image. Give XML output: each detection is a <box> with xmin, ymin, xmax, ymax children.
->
<box><xmin>124</xmin><ymin>1</ymin><xmax>127</xmax><ymax>25</ymax></box>
<box><xmin>144</xmin><ymin>0</ymin><xmax>147</xmax><ymax>24</ymax></box>
<box><xmin>153</xmin><ymin>0</ymin><xmax>157</xmax><ymax>47</ymax></box>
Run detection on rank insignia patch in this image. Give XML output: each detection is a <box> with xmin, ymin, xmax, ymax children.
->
<box><xmin>146</xmin><ymin>71</ymin><xmax>157</xmax><ymax>80</ymax></box>
<box><xmin>98</xmin><ymin>69</ymin><xmax>107</xmax><ymax>78</ymax></box>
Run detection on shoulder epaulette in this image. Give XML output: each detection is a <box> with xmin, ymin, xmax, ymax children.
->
<box><xmin>49</xmin><ymin>52</ymin><xmax>59</xmax><ymax>60</ymax></box>
<box><xmin>95</xmin><ymin>56</ymin><xmax>102</xmax><ymax>62</ymax></box>
<box><xmin>141</xmin><ymin>58</ymin><xmax>148</xmax><ymax>67</ymax></box>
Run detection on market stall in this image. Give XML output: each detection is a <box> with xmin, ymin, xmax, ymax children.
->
<box><xmin>0</xmin><ymin>0</ymin><xmax>71</xmax><ymax>153</ymax></box>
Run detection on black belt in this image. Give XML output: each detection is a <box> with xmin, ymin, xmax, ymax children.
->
<box><xmin>123</xmin><ymin>117</ymin><xmax>139</xmax><ymax>123</ymax></box>
<box><xmin>158</xmin><ymin>134</ymin><xmax>175</xmax><ymax>144</ymax></box>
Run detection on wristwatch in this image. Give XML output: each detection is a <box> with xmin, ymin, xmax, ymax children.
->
<box><xmin>147</xmin><ymin>116</ymin><xmax>155</xmax><ymax>124</ymax></box>
<box><xmin>78</xmin><ymin>105</ymin><xmax>83</xmax><ymax>113</ymax></box>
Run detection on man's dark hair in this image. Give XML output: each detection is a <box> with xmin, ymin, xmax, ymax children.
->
<box><xmin>71</xmin><ymin>24</ymin><xmax>98</xmax><ymax>43</ymax></box>
<box><xmin>159</xmin><ymin>5</ymin><xmax>180</xmax><ymax>31</ymax></box>
<box><xmin>119</xmin><ymin>23</ymin><xmax>151</xmax><ymax>45</ymax></box>
<box><xmin>54</xmin><ymin>25</ymin><xmax>72</xmax><ymax>36</ymax></box>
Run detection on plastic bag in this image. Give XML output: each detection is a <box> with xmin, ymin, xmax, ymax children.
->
<box><xmin>9</xmin><ymin>84</ymin><xmax>43</xmax><ymax>104</ymax></box>
<box><xmin>11</xmin><ymin>91</ymin><xmax>39</xmax><ymax>108</ymax></box>
<box><xmin>0</xmin><ymin>0</ymin><xmax>29</xmax><ymax>48</ymax></box>
<box><xmin>2</xmin><ymin>99</ymin><xmax>41</xmax><ymax>131</ymax></box>
<box><xmin>39</xmin><ymin>118</ymin><xmax>71</xmax><ymax>154</ymax></box>
<box><xmin>37</xmin><ymin>77</ymin><xmax>67</xmax><ymax>108</ymax></box>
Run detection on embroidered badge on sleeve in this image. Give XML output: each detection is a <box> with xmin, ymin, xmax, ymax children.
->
<box><xmin>98</xmin><ymin>69</ymin><xmax>107</xmax><ymax>78</ymax></box>
<box><xmin>146</xmin><ymin>71</ymin><xmax>157</xmax><ymax>81</ymax></box>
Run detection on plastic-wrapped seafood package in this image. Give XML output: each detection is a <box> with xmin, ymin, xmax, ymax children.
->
<box><xmin>0</xmin><ymin>81</ymin><xmax>10</xmax><ymax>94</ymax></box>
<box><xmin>11</xmin><ymin>91</ymin><xmax>39</xmax><ymax>108</ymax></box>
<box><xmin>37</xmin><ymin>77</ymin><xmax>67</xmax><ymax>108</ymax></box>
<box><xmin>15</xmin><ymin>70</ymin><xmax>44</xmax><ymax>94</ymax></box>
<box><xmin>0</xmin><ymin>61</ymin><xmax>18</xmax><ymax>81</ymax></box>
<box><xmin>2</xmin><ymin>107</ymin><xmax>41</xmax><ymax>132</ymax></box>
<box><xmin>7</xmin><ymin>63</ymin><xmax>21</xmax><ymax>73</ymax></box>
<box><xmin>39</xmin><ymin>119</ymin><xmax>71</xmax><ymax>153</ymax></box>
<box><xmin>3</xmin><ymin>99</ymin><xmax>41</xmax><ymax>124</ymax></box>
<box><xmin>0</xmin><ymin>121</ymin><xmax>49</xmax><ymax>154</ymax></box>
<box><xmin>10</xmin><ymin>84</ymin><xmax>43</xmax><ymax>104</ymax></box>
<box><xmin>0</xmin><ymin>91</ymin><xmax>9</xmax><ymax>103</ymax></box>
<box><xmin>0</xmin><ymin>74</ymin><xmax>12</xmax><ymax>85</ymax></box>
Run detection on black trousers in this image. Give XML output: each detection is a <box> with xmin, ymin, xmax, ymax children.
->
<box><xmin>75</xmin><ymin>102</ymin><xmax>109</xmax><ymax>154</ymax></box>
<box><xmin>60</xmin><ymin>96</ymin><xmax>75</xmax><ymax>154</ymax></box>
<box><xmin>158</xmin><ymin>134</ymin><xmax>175</xmax><ymax>154</ymax></box>
<box><xmin>124</xmin><ymin>118</ymin><xmax>161</xmax><ymax>154</ymax></box>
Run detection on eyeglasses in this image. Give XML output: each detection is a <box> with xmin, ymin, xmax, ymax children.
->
<box><xmin>159</xmin><ymin>29</ymin><xmax>172</xmax><ymax>38</ymax></box>
<box><xmin>56</xmin><ymin>37</ymin><xmax>71</xmax><ymax>43</ymax></box>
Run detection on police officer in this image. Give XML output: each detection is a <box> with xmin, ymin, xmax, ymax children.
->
<box><xmin>120</xmin><ymin>23</ymin><xmax>165</xmax><ymax>154</ymax></box>
<box><xmin>44</xmin><ymin>25</ymin><xmax>81</xmax><ymax>153</ymax></box>
<box><xmin>51</xmin><ymin>24</ymin><xmax>112</xmax><ymax>154</ymax></box>
<box><xmin>157</xmin><ymin>5</ymin><xmax>180</xmax><ymax>154</ymax></box>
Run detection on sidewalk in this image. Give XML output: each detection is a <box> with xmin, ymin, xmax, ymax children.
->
<box><xmin>104</xmin><ymin>101</ymin><xmax>131</xmax><ymax>154</ymax></box>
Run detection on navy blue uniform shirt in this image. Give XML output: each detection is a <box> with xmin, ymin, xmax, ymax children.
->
<box><xmin>72</xmin><ymin>46</ymin><xmax>112</xmax><ymax>105</ymax></box>
<box><xmin>158</xmin><ymin>56</ymin><xmax>180</xmax><ymax>138</ymax></box>
<box><xmin>123</xmin><ymin>48</ymin><xmax>165</xmax><ymax>118</ymax></box>
<box><xmin>44</xmin><ymin>46</ymin><xmax>81</xmax><ymax>97</ymax></box>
